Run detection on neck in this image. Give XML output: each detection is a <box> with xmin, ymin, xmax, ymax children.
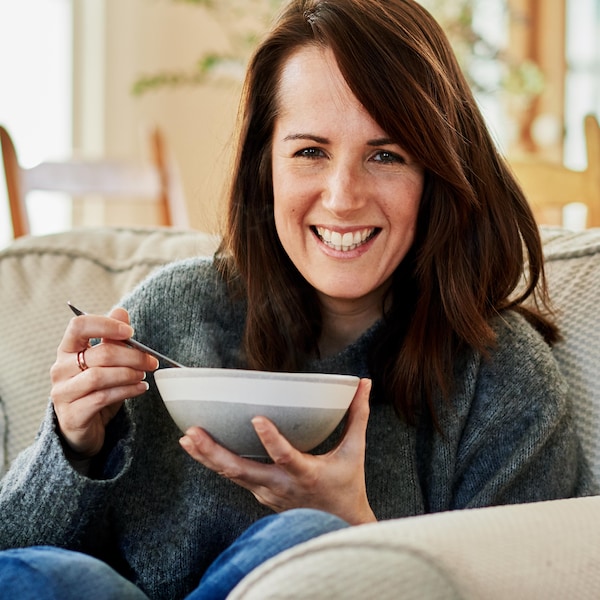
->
<box><xmin>318</xmin><ymin>293</ymin><xmax>385</xmax><ymax>357</ymax></box>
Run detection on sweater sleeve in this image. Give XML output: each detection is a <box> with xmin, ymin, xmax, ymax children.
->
<box><xmin>0</xmin><ymin>401</ymin><xmax>133</xmax><ymax>552</ymax></box>
<box><xmin>450</xmin><ymin>312</ymin><xmax>596</xmax><ymax>509</ymax></box>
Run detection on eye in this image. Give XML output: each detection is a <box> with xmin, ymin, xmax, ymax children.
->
<box><xmin>295</xmin><ymin>147</ymin><xmax>326</xmax><ymax>159</ymax></box>
<box><xmin>372</xmin><ymin>150</ymin><xmax>405</xmax><ymax>165</ymax></box>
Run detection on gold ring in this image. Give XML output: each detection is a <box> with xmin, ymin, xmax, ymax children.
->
<box><xmin>77</xmin><ymin>347</ymin><xmax>89</xmax><ymax>371</ymax></box>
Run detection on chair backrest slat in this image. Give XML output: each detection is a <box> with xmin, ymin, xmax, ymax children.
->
<box><xmin>23</xmin><ymin>161</ymin><xmax>161</xmax><ymax>198</ymax></box>
<box><xmin>1</xmin><ymin>125</ymin><xmax>189</xmax><ymax>238</ymax></box>
<box><xmin>509</xmin><ymin>114</ymin><xmax>600</xmax><ymax>228</ymax></box>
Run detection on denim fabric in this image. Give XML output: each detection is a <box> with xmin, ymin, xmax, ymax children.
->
<box><xmin>0</xmin><ymin>510</ymin><xmax>349</xmax><ymax>600</ymax></box>
<box><xmin>0</xmin><ymin>546</ymin><xmax>147</xmax><ymax>600</ymax></box>
<box><xmin>191</xmin><ymin>509</ymin><xmax>350</xmax><ymax>599</ymax></box>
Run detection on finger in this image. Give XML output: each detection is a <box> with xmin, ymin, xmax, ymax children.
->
<box><xmin>53</xmin><ymin>364</ymin><xmax>148</xmax><ymax>403</ymax></box>
<box><xmin>102</xmin><ymin>308</ymin><xmax>159</xmax><ymax>370</ymax></box>
<box><xmin>52</xmin><ymin>369</ymin><xmax>149</xmax><ymax>440</ymax></box>
<box><xmin>61</xmin><ymin>314</ymin><xmax>134</xmax><ymax>353</ymax></box>
<box><xmin>77</xmin><ymin>342</ymin><xmax>158</xmax><ymax>372</ymax></box>
<box><xmin>179</xmin><ymin>427</ymin><xmax>271</xmax><ymax>486</ymax></box>
<box><xmin>51</xmin><ymin>340</ymin><xmax>157</xmax><ymax>383</ymax></box>
<box><xmin>251</xmin><ymin>417</ymin><xmax>306</xmax><ymax>474</ymax></box>
<box><xmin>336</xmin><ymin>378</ymin><xmax>372</xmax><ymax>451</ymax></box>
<box><xmin>54</xmin><ymin>379</ymin><xmax>149</xmax><ymax>425</ymax></box>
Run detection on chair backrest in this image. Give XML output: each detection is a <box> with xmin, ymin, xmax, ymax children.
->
<box><xmin>0</xmin><ymin>125</ymin><xmax>189</xmax><ymax>239</ymax></box>
<box><xmin>509</xmin><ymin>114</ymin><xmax>600</xmax><ymax>228</ymax></box>
<box><xmin>540</xmin><ymin>227</ymin><xmax>600</xmax><ymax>483</ymax></box>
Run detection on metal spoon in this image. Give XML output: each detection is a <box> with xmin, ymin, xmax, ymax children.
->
<box><xmin>67</xmin><ymin>301</ymin><xmax>185</xmax><ymax>368</ymax></box>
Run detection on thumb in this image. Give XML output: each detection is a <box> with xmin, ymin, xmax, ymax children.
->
<box><xmin>339</xmin><ymin>378</ymin><xmax>371</xmax><ymax>449</ymax></box>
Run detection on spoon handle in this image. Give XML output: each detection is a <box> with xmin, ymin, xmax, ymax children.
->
<box><xmin>67</xmin><ymin>301</ymin><xmax>184</xmax><ymax>368</ymax></box>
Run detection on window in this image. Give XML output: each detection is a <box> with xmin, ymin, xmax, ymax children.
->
<box><xmin>0</xmin><ymin>0</ymin><xmax>72</xmax><ymax>247</ymax></box>
<box><xmin>565</xmin><ymin>0</ymin><xmax>600</xmax><ymax>168</ymax></box>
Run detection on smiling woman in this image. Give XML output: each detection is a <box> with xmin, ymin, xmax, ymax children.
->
<box><xmin>271</xmin><ymin>46</ymin><xmax>423</xmax><ymax>331</ymax></box>
<box><xmin>0</xmin><ymin>1</ymin><xmax>594</xmax><ymax>599</ymax></box>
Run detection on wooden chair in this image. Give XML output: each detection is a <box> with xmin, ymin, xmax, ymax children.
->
<box><xmin>509</xmin><ymin>114</ymin><xmax>600</xmax><ymax>229</ymax></box>
<box><xmin>1</xmin><ymin>125</ymin><xmax>189</xmax><ymax>239</ymax></box>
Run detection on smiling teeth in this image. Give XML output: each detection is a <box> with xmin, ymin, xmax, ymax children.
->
<box><xmin>315</xmin><ymin>227</ymin><xmax>375</xmax><ymax>251</ymax></box>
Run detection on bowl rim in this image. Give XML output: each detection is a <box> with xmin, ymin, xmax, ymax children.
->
<box><xmin>154</xmin><ymin>367</ymin><xmax>359</xmax><ymax>387</ymax></box>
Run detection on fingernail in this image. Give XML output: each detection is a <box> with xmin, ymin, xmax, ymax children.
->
<box><xmin>251</xmin><ymin>416</ymin><xmax>267</xmax><ymax>433</ymax></box>
<box><xmin>184</xmin><ymin>428</ymin><xmax>202</xmax><ymax>443</ymax></box>
<box><xmin>179</xmin><ymin>436</ymin><xmax>192</xmax><ymax>450</ymax></box>
<box><xmin>119</xmin><ymin>323</ymin><xmax>134</xmax><ymax>338</ymax></box>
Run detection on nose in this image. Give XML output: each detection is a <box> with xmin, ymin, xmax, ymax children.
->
<box><xmin>321</xmin><ymin>163</ymin><xmax>367</xmax><ymax>217</ymax></box>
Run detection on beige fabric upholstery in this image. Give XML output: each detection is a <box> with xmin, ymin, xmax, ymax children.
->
<box><xmin>541</xmin><ymin>228</ymin><xmax>600</xmax><ymax>477</ymax></box>
<box><xmin>230</xmin><ymin>496</ymin><xmax>600</xmax><ymax>600</ymax></box>
<box><xmin>0</xmin><ymin>227</ymin><xmax>219</xmax><ymax>472</ymax></box>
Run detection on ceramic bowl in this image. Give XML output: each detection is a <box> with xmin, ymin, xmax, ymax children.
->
<box><xmin>154</xmin><ymin>367</ymin><xmax>360</xmax><ymax>457</ymax></box>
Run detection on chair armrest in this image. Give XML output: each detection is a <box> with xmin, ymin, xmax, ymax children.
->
<box><xmin>230</xmin><ymin>496</ymin><xmax>600</xmax><ymax>599</ymax></box>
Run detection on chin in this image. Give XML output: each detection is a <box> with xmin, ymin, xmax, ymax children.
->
<box><xmin>315</xmin><ymin>284</ymin><xmax>378</xmax><ymax>303</ymax></box>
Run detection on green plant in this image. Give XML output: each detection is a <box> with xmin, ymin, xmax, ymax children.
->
<box><xmin>421</xmin><ymin>0</ymin><xmax>544</xmax><ymax>98</ymax></box>
<box><xmin>133</xmin><ymin>0</ymin><xmax>543</xmax><ymax>101</ymax></box>
<box><xmin>132</xmin><ymin>0</ymin><xmax>284</xmax><ymax>95</ymax></box>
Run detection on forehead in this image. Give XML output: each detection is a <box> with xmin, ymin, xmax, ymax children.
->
<box><xmin>274</xmin><ymin>45</ymin><xmax>379</xmax><ymax>133</ymax></box>
<box><xmin>276</xmin><ymin>46</ymin><xmax>362</xmax><ymax>113</ymax></box>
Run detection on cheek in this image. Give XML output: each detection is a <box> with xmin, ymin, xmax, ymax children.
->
<box><xmin>273</xmin><ymin>190</ymin><xmax>297</xmax><ymax>248</ymax></box>
<box><xmin>273</xmin><ymin>181</ymin><xmax>306</xmax><ymax>229</ymax></box>
<box><xmin>399</xmin><ymin>178</ymin><xmax>424</xmax><ymax>225</ymax></box>
<box><xmin>273</xmin><ymin>203</ymin><xmax>284</xmax><ymax>242</ymax></box>
<box><xmin>382</xmin><ymin>180</ymin><xmax>422</xmax><ymax>226</ymax></box>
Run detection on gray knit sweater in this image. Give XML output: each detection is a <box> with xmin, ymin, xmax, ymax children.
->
<box><xmin>0</xmin><ymin>258</ymin><xmax>593</xmax><ymax>599</ymax></box>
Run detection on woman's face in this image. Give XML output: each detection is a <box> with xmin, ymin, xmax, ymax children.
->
<box><xmin>271</xmin><ymin>45</ymin><xmax>424</xmax><ymax>314</ymax></box>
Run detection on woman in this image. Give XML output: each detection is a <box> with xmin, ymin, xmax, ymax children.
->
<box><xmin>0</xmin><ymin>0</ymin><xmax>593</xmax><ymax>598</ymax></box>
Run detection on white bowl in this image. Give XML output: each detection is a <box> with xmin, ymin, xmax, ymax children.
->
<box><xmin>154</xmin><ymin>367</ymin><xmax>360</xmax><ymax>457</ymax></box>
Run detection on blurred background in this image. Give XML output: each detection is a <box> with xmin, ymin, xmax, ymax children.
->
<box><xmin>1</xmin><ymin>0</ymin><xmax>599</xmax><ymax>248</ymax></box>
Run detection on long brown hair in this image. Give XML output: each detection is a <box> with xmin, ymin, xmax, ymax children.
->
<box><xmin>218</xmin><ymin>0</ymin><xmax>556</xmax><ymax>423</ymax></box>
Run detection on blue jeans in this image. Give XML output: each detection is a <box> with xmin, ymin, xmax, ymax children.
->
<box><xmin>0</xmin><ymin>509</ymin><xmax>349</xmax><ymax>600</ymax></box>
<box><xmin>192</xmin><ymin>509</ymin><xmax>350</xmax><ymax>598</ymax></box>
<box><xmin>0</xmin><ymin>546</ymin><xmax>147</xmax><ymax>599</ymax></box>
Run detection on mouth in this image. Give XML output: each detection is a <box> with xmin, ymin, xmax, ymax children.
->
<box><xmin>312</xmin><ymin>226</ymin><xmax>380</xmax><ymax>252</ymax></box>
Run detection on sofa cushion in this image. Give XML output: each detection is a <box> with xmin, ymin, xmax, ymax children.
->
<box><xmin>540</xmin><ymin>227</ymin><xmax>600</xmax><ymax>483</ymax></box>
<box><xmin>0</xmin><ymin>227</ymin><xmax>219</xmax><ymax>473</ymax></box>
<box><xmin>229</xmin><ymin>496</ymin><xmax>600</xmax><ymax>599</ymax></box>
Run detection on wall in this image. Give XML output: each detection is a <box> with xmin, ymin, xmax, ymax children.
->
<box><xmin>73</xmin><ymin>0</ymin><xmax>243</xmax><ymax>233</ymax></box>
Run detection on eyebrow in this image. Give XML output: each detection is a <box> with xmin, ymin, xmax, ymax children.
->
<box><xmin>282</xmin><ymin>134</ymin><xmax>397</xmax><ymax>146</ymax></box>
<box><xmin>283</xmin><ymin>133</ymin><xmax>329</xmax><ymax>144</ymax></box>
<box><xmin>367</xmin><ymin>137</ymin><xmax>396</xmax><ymax>147</ymax></box>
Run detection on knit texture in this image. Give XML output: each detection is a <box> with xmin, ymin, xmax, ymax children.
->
<box><xmin>0</xmin><ymin>252</ymin><xmax>592</xmax><ymax>600</ymax></box>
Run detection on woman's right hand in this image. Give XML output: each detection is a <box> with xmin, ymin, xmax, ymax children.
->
<box><xmin>50</xmin><ymin>307</ymin><xmax>159</xmax><ymax>458</ymax></box>
<box><xmin>180</xmin><ymin>378</ymin><xmax>376</xmax><ymax>525</ymax></box>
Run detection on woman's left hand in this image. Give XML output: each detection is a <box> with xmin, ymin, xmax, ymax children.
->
<box><xmin>179</xmin><ymin>378</ymin><xmax>375</xmax><ymax>525</ymax></box>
